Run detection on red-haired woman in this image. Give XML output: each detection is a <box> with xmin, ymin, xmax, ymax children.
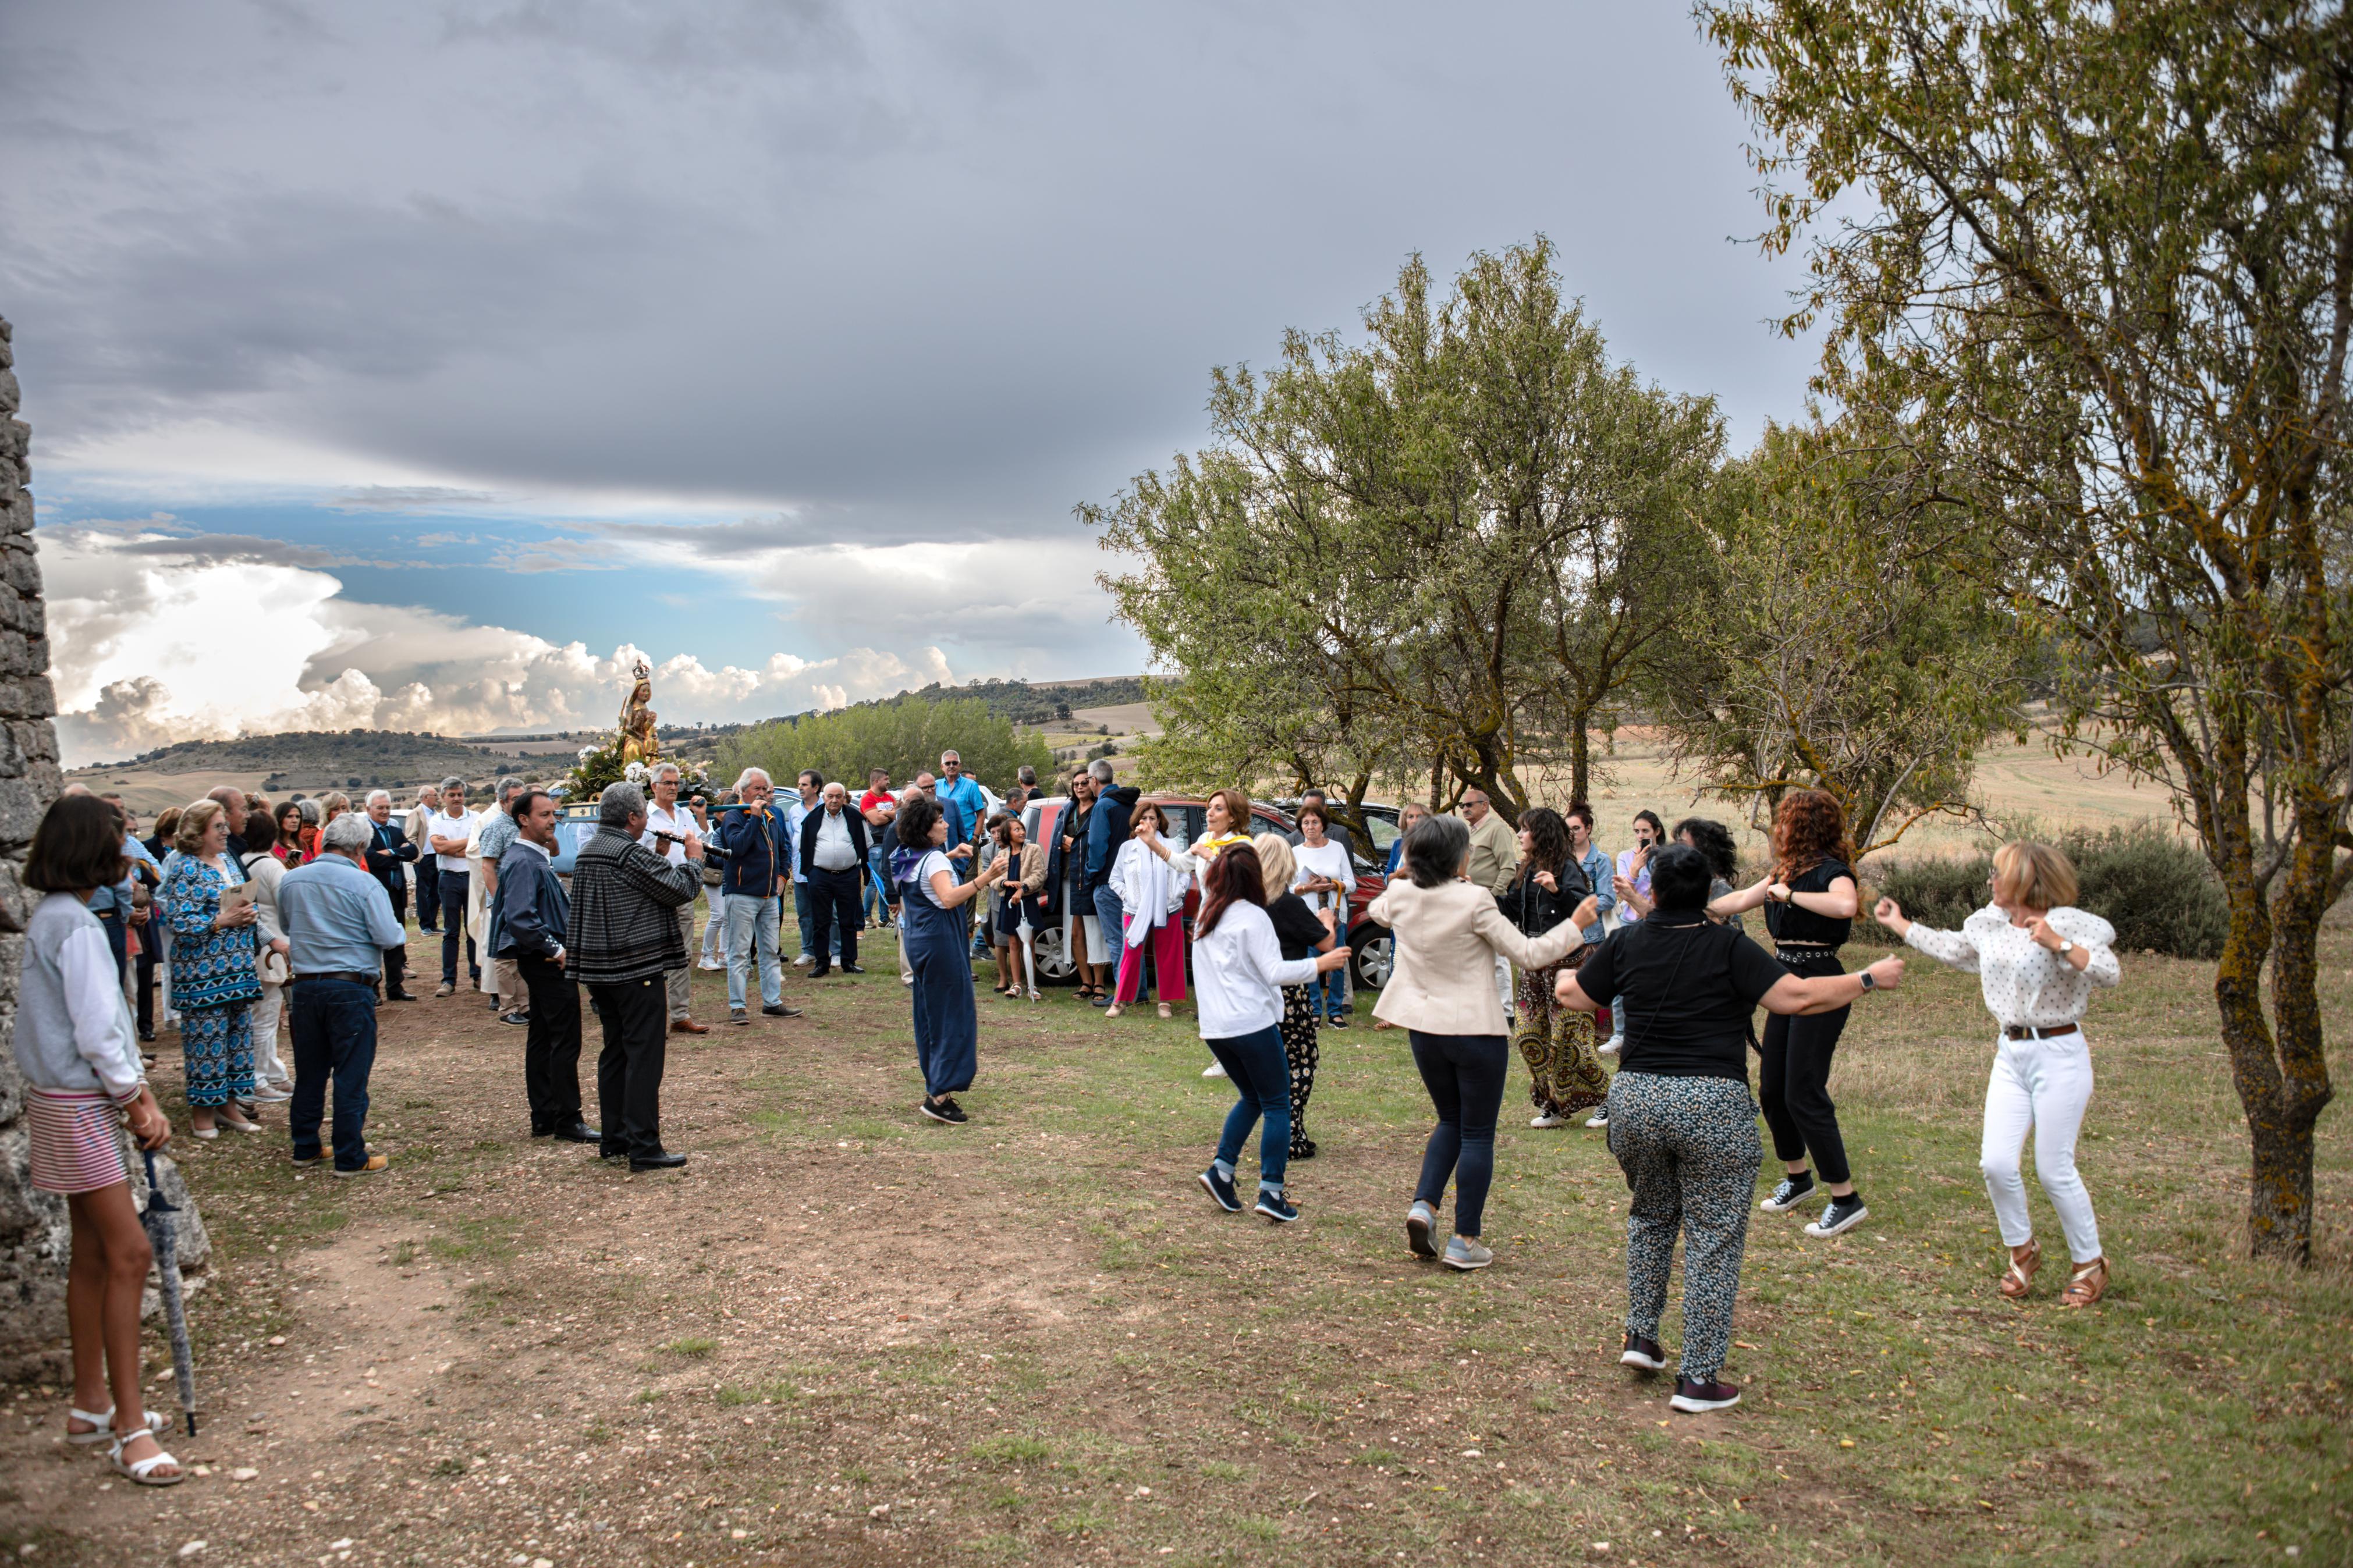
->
<box><xmin>1186</xmin><ymin>842</ymin><xmax>1351</xmax><ymax>1222</ymax></box>
<box><xmin>1712</xmin><ymin>788</ymin><xmax>1866</xmax><ymax>1238</ymax></box>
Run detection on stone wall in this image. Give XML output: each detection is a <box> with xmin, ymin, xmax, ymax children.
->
<box><xmin>0</xmin><ymin>315</ymin><xmax>207</xmax><ymax>1379</ymax></box>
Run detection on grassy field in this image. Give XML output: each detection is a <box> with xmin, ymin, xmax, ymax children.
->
<box><xmin>3</xmin><ymin>908</ymin><xmax>2348</xmax><ymax>1566</ymax></box>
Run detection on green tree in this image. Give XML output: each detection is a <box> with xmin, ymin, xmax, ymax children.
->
<box><xmin>1703</xmin><ymin>0</ymin><xmax>2353</xmax><ymax>1260</ymax></box>
<box><xmin>1652</xmin><ymin>418</ymin><xmax>2026</xmax><ymax>854</ymax></box>
<box><xmin>715</xmin><ymin>698</ymin><xmax>1053</xmax><ymax>801</ymax></box>
<box><xmin>1090</xmin><ymin>239</ymin><xmax>1720</xmax><ymax>822</ymax></box>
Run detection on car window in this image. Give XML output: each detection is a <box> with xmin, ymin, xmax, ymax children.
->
<box><xmin>1367</xmin><ymin>815</ymin><xmax>1401</xmax><ymax>852</ymax></box>
<box><xmin>1160</xmin><ymin>805</ymin><xmax>1200</xmax><ymax>856</ymax></box>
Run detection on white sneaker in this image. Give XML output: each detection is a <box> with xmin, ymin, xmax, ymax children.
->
<box><xmin>1202</xmin><ymin>1061</ymin><xmax>1228</xmax><ymax>1079</ymax></box>
<box><xmin>1529</xmin><ymin>1112</ymin><xmax>1568</xmax><ymax>1129</ymax></box>
<box><xmin>1584</xmin><ymin>1110</ymin><xmax>1610</xmax><ymax>1129</ymax></box>
<box><xmin>250</xmin><ymin>1083</ymin><xmax>293</xmax><ymax>1104</ymax></box>
<box><xmin>1598</xmin><ymin>1037</ymin><xmax>1621</xmax><ymax>1056</ymax></box>
<box><xmin>794</xmin><ymin>954</ymin><xmax>815</xmax><ymax>968</ymax></box>
<box><xmin>698</xmin><ymin>958</ymin><xmax>723</xmax><ymax>972</ymax></box>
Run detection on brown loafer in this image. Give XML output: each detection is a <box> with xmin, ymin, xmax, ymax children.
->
<box><xmin>2060</xmin><ymin>1256</ymin><xmax>2109</xmax><ymax>1308</ymax></box>
<box><xmin>670</xmin><ymin>1017</ymin><xmax>711</xmax><ymax>1036</ymax></box>
<box><xmin>1999</xmin><ymin>1240</ymin><xmax>2042</xmax><ymax>1300</ymax></box>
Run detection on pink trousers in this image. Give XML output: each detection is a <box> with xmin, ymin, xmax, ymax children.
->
<box><xmin>1115</xmin><ymin>919</ymin><xmax>1188</xmax><ymax>1004</ymax></box>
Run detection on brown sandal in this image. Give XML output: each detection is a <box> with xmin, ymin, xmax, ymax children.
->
<box><xmin>2060</xmin><ymin>1257</ymin><xmax>2109</xmax><ymax>1308</ymax></box>
<box><xmin>1999</xmin><ymin>1241</ymin><xmax>2042</xmax><ymax>1300</ymax></box>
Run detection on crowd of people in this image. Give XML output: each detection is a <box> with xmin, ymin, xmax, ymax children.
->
<box><xmin>13</xmin><ymin>753</ymin><xmax>2125</xmax><ymax>1477</ymax></box>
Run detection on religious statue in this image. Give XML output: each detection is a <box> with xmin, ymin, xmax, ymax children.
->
<box><xmin>617</xmin><ymin>658</ymin><xmax>660</xmax><ymax>765</ymax></box>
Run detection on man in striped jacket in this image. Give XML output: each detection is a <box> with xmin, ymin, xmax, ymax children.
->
<box><xmin>565</xmin><ymin>782</ymin><xmax>704</xmax><ymax>1171</ymax></box>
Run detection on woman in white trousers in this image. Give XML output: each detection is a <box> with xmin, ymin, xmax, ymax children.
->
<box><xmin>1875</xmin><ymin>841</ymin><xmax>2120</xmax><ymax>1306</ymax></box>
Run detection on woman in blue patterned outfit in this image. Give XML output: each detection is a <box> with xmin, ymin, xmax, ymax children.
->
<box><xmin>161</xmin><ymin>800</ymin><xmax>264</xmax><ymax>1137</ymax></box>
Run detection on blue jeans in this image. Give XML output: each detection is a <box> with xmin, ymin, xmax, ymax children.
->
<box><xmin>1091</xmin><ymin>884</ymin><xmax>1147</xmax><ymax>998</ymax></box>
<box><xmin>1409</xmin><ymin>1030</ymin><xmax>1509</xmax><ymax>1237</ymax></box>
<box><xmin>793</xmin><ymin>880</ymin><xmax>843</xmax><ymax>960</ymax></box>
<box><xmin>438</xmin><ymin>869</ymin><xmax>477</xmax><ymax>985</ymax></box>
<box><xmin>289</xmin><ymin>979</ymin><xmax>378</xmax><ymax>1171</ymax></box>
<box><xmin>864</xmin><ymin>846</ymin><xmax>890</xmax><ymax>922</ymax></box>
<box><xmin>726</xmin><ymin>894</ymin><xmax>783</xmax><ymax>1009</ymax></box>
<box><xmin>1205</xmin><ymin>1025</ymin><xmax>1290</xmax><ymax>1190</ymax></box>
<box><xmin>1309</xmin><ymin>915</ymin><xmax>1348</xmax><ymax>1018</ymax></box>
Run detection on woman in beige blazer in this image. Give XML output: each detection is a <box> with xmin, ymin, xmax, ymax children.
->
<box><xmin>1368</xmin><ymin>813</ymin><xmax>1596</xmax><ymax>1271</ymax></box>
<box><xmin>986</xmin><ymin>815</ymin><xmax>1049</xmax><ymax>1000</ymax></box>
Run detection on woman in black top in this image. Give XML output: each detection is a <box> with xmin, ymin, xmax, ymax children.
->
<box><xmin>1559</xmin><ymin>843</ymin><xmax>1904</xmax><ymax>1414</ymax></box>
<box><xmin>1710</xmin><ymin>789</ymin><xmax>1867</xmax><ymax>1236</ymax></box>
<box><xmin>1253</xmin><ymin>834</ymin><xmax>1340</xmax><ymax>1158</ymax></box>
<box><xmin>1499</xmin><ymin>808</ymin><xmax>1609</xmax><ymax>1129</ymax></box>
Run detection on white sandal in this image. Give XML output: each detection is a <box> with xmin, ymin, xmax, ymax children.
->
<box><xmin>109</xmin><ymin>1427</ymin><xmax>186</xmax><ymax>1486</ymax></box>
<box><xmin>69</xmin><ymin>1405</ymin><xmax>166</xmax><ymax>1445</ymax></box>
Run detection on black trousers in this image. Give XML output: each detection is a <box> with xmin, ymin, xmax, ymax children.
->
<box><xmin>518</xmin><ymin>953</ymin><xmax>583</xmax><ymax>1131</ymax></box>
<box><xmin>589</xmin><ymin>976</ymin><xmax>668</xmax><ymax>1158</ymax></box>
<box><xmin>1758</xmin><ymin>950</ymin><xmax>1854</xmax><ymax>1185</ymax></box>
<box><xmin>807</xmin><ymin>866</ymin><xmax>861</xmax><ymax>970</ymax></box>
<box><xmin>134</xmin><ymin>934</ymin><xmax>157</xmax><ymax>1036</ymax></box>
<box><xmin>380</xmin><ymin>880</ymin><xmax>409</xmax><ymax>995</ymax></box>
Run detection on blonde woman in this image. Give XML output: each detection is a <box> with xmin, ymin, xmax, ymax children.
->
<box><xmin>1253</xmin><ymin>833</ymin><xmax>1342</xmax><ymax>1158</ymax></box>
<box><xmin>1876</xmin><ymin>842</ymin><xmax>2120</xmax><ymax>1306</ymax></box>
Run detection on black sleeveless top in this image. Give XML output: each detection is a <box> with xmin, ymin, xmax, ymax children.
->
<box><xmin>1763</xmin><ymin>857</ymin><xmax>1854</xmax><ymax>947</ymax></box>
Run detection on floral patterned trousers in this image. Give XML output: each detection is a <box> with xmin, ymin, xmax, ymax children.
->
<box><xmin>1279</xmin><ymin>984</ymin><xmax>1320</xmax><ymax>1157</ymax></box>
<box><xmin>1513</xmin><ymin>957</ymin><xmax>1610</xmax><ymax>1118</ymax></box>
<box><xmin>182</xmin><ymin>1002</ymin><xmax>255</xmax><ymax>1108</ymax></box>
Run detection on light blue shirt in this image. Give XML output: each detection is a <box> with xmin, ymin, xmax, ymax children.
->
<box><xmin>784</xmin><ymin>797</ymin><xmax>813</xmax><ymax>883</ymax></box>
<box><xmin>938</xmin><ymin>773</ymin><xmax>986</xmax><ymax>835</ymax></box>
<box><xmin>90</xmin><ymin>834</ymin><xmax>158</xmax><ymax>918</ymax></box>
<box><xmin>1578</xmin><ymin>844</ymin><xmax>1615</xmax><ymax>944</ymax></box>
<box><xmin>278</xmin><ymin>852</ymin><xmax>405</xmax><ymax>974</ymax></box>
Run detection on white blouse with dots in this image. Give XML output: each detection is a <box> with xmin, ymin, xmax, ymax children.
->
<box><xmin>1903</xmin><ymin>904</ymin><xmax>2121</xmax><ymax>1030</ymax></box>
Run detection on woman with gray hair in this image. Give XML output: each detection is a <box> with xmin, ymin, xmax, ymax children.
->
<box><xmin>1367</xmin><ymin>813</ymin><xmax>1596</xmax><ymax>1271</ymax></box>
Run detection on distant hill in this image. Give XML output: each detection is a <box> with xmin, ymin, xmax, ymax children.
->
<box><xmin>95</xmin><ymin>730</ymin><xmax>536</xmax><ymax>779</ymax></box>
<box><xmin>867</xmin><ymin>675</ymin><xmax>1153</xmax><ymax>726</ymax></box>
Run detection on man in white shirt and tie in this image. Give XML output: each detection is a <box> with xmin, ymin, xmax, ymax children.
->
<box><xmin>641</xmin><ymin>763</ymin><xmax>711</xmax><ymax>1036</ymax></box>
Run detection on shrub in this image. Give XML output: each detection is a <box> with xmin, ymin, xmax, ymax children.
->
<box><xmin>2061</xmin><ymin>822</ymin><xmax>2227</xmax><ymax>959</ymax></box>
<box><xmin>1862</xmin><ymin>820</ymin><xmax>2226</xmax><ymax>959</ymax></box>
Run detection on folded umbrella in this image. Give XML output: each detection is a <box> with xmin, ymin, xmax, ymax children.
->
<box><xmin>139</xmin><ymin>1149</ymin><xmax>198</xmax><ymax>1437</ymax></box>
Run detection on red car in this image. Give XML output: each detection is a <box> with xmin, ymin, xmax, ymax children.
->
<box><xmin>1018</xmin><ymin>793</ymin><xmax>1392</xmax><ymax>990</ymax></box>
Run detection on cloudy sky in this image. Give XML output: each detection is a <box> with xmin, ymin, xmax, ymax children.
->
<box><xmin>2</xmin><ymin>1</ymin><xmax>1815</xmax><ymax>766</ymax></box>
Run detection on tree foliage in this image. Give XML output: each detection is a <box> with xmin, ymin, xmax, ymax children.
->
<box><xmin>714</xmin><ymin>698</ymin><xmax>1054</xmax><ymax>797</ymax></box>
<box><xmin>1652</xmin><ymin>418</ymin><xmax>2027</xmax><ymax>855</ymax></box>
<box><xmin>1702</xmin><ymin>0</ymin><xmax>2353</xmax><ymax>1259</ymax></box>
<box><xmin>1089</xmin><ymin>239</ymin><xmax>1722</xmax><ymax>822</ymax></box>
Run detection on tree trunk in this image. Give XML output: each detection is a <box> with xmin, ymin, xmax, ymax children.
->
<box><xmin>2245</xmin><ymin>1096</ymin><xmax>2317</xmax><ymax>1264</ymax></box>
<box><xmin>1568</xmin><ymin>716</ymin><xmax>1591</xmax><ymax>808</ymax></box>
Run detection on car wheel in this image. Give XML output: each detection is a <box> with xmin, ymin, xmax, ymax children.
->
<box><xmin>1352</xmin><ymin>930</ymin><xmax>1393</xmax><ymax>990</ymax></box>
<box><xmin>1031</xmin><ymin>924</ymin><xmax>1078</xmax><ymax>984</ymax></box>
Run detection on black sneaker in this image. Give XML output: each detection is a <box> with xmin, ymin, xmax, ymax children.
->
<box><xmin>1805</xmin><ymin>1194</ymin><xmax>1870</xmax><ymax>1238</ymax></box>
<box><xmin>1198</xmin><ymin>1167</ymin><xmax>1243</xmax><ymax>1212</ymax></box>
<box><xmin>501</xmin><ymin>1009</ymin><xmax>530</xmax><ymax>1026</ymax></box>
<box><xmin>1620</xmin><ymin>1332</ymin><xmax>1667</xmax><ymax>1371</ymax></box>
<box><xmin>919</xmin><ymin>1097</ymin><xmax>968</xmax><ymax>1125</ymax></box>
<box><xmin>1289</xmin><ymin>1139</ymin><xmax>1318</xmax><ymax>1160</ymax></box>
<box><xmin>1670</xmin><ymin>1375</ymin><xmax>1741</xmax><ymax>1413</ymax></box>
<box><xmin>1254</xmin><ymin>1189</ymin><xmax>1300</xmax><ymax>1223</ymax></box>
<box><xmin>1324</xmin><ymin>1014</ymin><xmax>1348</xmax><ymax>1030</ymax></box>
<box><xmin>762</xmin><ymin>1003</ymin><xmax>803</xmax><ymax>1018</ymax></box>
<box><xmin>1761</xmin><ymin>1172</ymin><xmax>1817</xmax><ymax>1213</ymax></box>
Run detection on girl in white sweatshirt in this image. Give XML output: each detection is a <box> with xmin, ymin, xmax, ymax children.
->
<box><xmin>1188</xmin><ymin>842</ymin><xmax>1350</xmax><ymax>1222</ymax></box>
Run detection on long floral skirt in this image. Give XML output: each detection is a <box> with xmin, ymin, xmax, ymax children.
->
<box><xmin>1279</xmin><ymin>984</ymin><xmax>1321</xmax><ymax>1157</ymax></box>
<box><xmin>183</xmin><ymin>1001</ymin><xmax>256</xmax><ymax>1108</ymax></box>
<box><xmin>1514</xmin><ymin>958</ymin><xmax>1609</xmax><ymax>1118</ymax></box>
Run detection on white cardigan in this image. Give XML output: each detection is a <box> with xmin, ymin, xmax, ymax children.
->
<box><xmin>1367</xmin><ymin>877</ymin><xmax>1586</xmax><ymax>1036</ymax></box>
<box><xmin>1191</xmin><ymin>901</ymin><xmax>1318</xmax><ymax>1037</ymax></box>
<box><xmin>1108</xmin><ymin>838</ymin><xmax>1189</xmax><ymax>946</ymax></box>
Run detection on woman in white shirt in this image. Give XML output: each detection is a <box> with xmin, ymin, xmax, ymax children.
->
<box><xmin>1875</xmin><ymin>841</ymin><xmax>2121</xmax><ymax>1306</ymax></box>
<box><xmin>1189</xmin><ymin>842</ymin><xmax>1351</xmax><ymax>1223</ymax></box>
<box><xmin>1290</xmin><ymin>802</ymin><xmax>1357</xmax><ymax>1030</ymax></box>
<box><xmin>237</xmin><ymin>838</ymin><xmax>294</xmax><ymax>1102</ymax></box>
<box><xmin>1105</xmin><ymin>803</ymin><xmax>1190</xmax><ymax>1020</ymax></box>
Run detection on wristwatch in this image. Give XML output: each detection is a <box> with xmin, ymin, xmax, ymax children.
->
<box><xmin>2056</xmin><ymin>939</ymin><xmax>2074</xmax><ymax>957</ymax></box>
<box><xmin>1858</xmin><ymin>970</ymin><xmax>1876</xmax><ymax>991</ymax></box>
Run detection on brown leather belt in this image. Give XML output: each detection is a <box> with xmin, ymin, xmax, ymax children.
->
<box><xmin>2003</xmin><ymin>1023</ymin><xmax>2081</xmax><ymax>1040</ymax></box>
<box><xmin>292</xmin><ymin>971</ymin><xmax>378</xmax><ymax>987</ymax></box>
